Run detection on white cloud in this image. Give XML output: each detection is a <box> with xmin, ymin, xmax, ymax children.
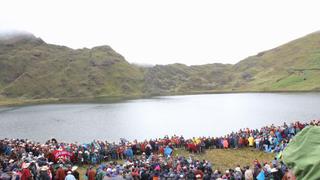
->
<box><xmin>1</xmin><ymin>0</ymin><xmax>320</xmax><ymax>65</ymax></box>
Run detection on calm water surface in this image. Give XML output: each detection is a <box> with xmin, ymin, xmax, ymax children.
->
<box><xmin>0</xmin><ymin>93</ymin><xmax>320</xmax><ymax>143</ymax></box>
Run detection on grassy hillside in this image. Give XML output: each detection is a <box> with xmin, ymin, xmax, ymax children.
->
<box><xmin>1</xmin><ymin>31</ymin><xmax>320</xmax><ymax>105</ymax></box>
<box><xmin>141</xmin><ymin>31</ymin><xmax>320</xmax><ymax>94</ymax></box>
<box><xmin>0</xmin><ymin>33</ymin><xmax>145</xmax><ymax>100</ymax></box>
<box><xmin>230</xmin><ymin>31</ymin><xmax>320</xmax><ymax>91</ymax></box>
<box><xmin>143</xmin><ymin>63</ymin><xmax>233</xmax><ymax>95</ymax></box>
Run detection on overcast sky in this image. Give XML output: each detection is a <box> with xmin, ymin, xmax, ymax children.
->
<box><xmin>1</xmin><ymin>0</ymin><xmax>320</xmax><ymax>65</ymax></box>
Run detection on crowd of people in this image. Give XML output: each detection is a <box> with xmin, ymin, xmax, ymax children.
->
<box><xmin>0</xmin><ymin>119</ymin><xmax>319</xmax><ymax>180</ymax></box>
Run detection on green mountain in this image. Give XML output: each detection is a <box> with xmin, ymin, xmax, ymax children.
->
<box><xmin>0</xmin><ymin>32</ymin><xmax>144</xmax><ymax>99</ymax></box>
<box><xmin>230</xmin><ymin>31</ymin><xmax>320</xmax><ymax>91</ymax></box>
<box><xmin>142</xmin><ymin>31</ymin><xmax>320</xmax><ymax>93</ymax></box>
<box><xmin>143</xmin><ymin>63</ymin><xmax>233</xmax><ymax>95</ymax></box>
<box><xmin>1</xmin><ymin>31</ymin><xmax>320</xmax><ymax>105</ymax></box>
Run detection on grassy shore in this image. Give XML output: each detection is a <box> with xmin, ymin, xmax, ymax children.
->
<box><xmin>0</xmin><ymin>95</ymin><xmax>138</xmax><ymax>107</ymax></box>
<box><xmin>0</xmin><ymin>97</ymin><xmax>60</xmax><ymax>107</ymax></box>
<box><xmin>77</xmin><ymin>147</ymin><xmax>274</xmax><ymax>177</ymax></box>
<box><xmin>1</xmin><ymin>90</ymin><xmax>318</xmax><ymax>107</ymax></box>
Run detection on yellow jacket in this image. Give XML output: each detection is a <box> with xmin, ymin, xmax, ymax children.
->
<box><xmin>248</xmin><ymin>136</ymin><xmax>254</xmax><ymax>146</ymax></box>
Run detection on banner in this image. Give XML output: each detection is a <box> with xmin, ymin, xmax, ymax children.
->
<box><xmin>53</xmin><ymin>150</ymin><xmax>74</xmax><ymax>162</ymax></box>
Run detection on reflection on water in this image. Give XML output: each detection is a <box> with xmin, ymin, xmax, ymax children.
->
<box><xmin>0</xmin><ymin>93</ymin><xmax>320</xmax><ymax>143</ymax></box>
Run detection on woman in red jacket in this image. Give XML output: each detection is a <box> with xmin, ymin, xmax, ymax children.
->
<box><xmin>21</xmin><ymin>163</ymin><xmax>32</xmax><ymax>180</ymax></box>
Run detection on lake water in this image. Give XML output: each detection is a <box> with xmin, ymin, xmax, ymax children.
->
<box><xmin>0</xmin><ymin>93</ymin><xmax>320</xmax><ymax>143</ymax></box>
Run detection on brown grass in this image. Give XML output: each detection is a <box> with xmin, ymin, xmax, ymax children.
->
<box><xmin>174</xmin><ymin>147</ymin><xmax>274</xmax><ymax>171</ymax></box>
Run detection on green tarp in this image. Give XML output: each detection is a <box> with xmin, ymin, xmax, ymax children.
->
<box><xmin>282</xmin><ymin>126</ymin><xmax>320</xmax><ymax>180</ymax></box>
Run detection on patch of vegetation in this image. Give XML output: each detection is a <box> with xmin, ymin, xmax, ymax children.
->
<box><xmin>174</xmin><ymin>148</ymin><xmax>274</xmax><ymax>171</ymax></box>
<box><xmin>272</xmin><ymin>74</ymin><xmax>305</xmax><ymax>89</ymax></box>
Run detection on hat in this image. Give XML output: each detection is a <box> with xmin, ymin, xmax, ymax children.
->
<box><xmin>67</xmin><ymin>171</ymin><xmax>72</xmax><ymax>174</ymax></box>
<box><xmin>9</xmin><ymin>159</ymin><xmax>14</xmax><ymax>163</ymax></box>
<box><xmin>40</xmin><ymin>166</ymin><xmax>49</xmax><ymax>171</ymax></box>
<box><xmin>235</xmin><ymin>167</ymin><xmax>241</xmax><ymax>172</ymax></box>
<box><xmin>72</xmin><ymin>166</ymin><xmax>78</xmax><ymax>171</ymax></box>
<box><xmin>270</xmin><ymin>168</ymin><xmax>278</xmax><ymax>173</ymax></box>
<box><xmin>22</xmin><ymin>163</ymin><xmax>30</xmax><ymax>169</ymax></box>
<box><xmin>105</xmin><ymin>167</ymin><xmax>111</xmax><ymax>172</ymax></box>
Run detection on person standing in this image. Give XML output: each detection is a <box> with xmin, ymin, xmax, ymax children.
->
<box><xmin>39</xmin><ymin>166</ymin><xmax>51</xmax><ymax>180</ymax></box>
<box><xmin>87</xmin><ymin>166</ymin><xmax>96</xmax><ymax>180</ymax></box>
<box><xmin>21</xmin><ymin>163</ymin><xmax>32</xmax><ymax>180</ymax></box>
<box><xmin>56</xmin><ymin>165</ymin><xmax>66</xmax><ymax>180</ymax></box>
<box><xmin>248</xmin><ymin>135</ymin><xmax>254</xmax><ymax>147</ymax></box>
<box><xmin>65</xmin><ymin>171</ymin><xmax>76</xmax><ymax>180</ymax></box>
<box><xmin>244</xmin><ymin>166</ymin><xmax>253</xmax><ymax>180</ymax></box>
<box><xmin>71</xmin><ymin>166</ymin><xmax>80</xmax><ymax>180</ymax></box>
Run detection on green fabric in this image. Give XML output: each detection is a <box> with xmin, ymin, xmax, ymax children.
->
<box><xmin>282</xmin><ymin>126</ymin><xmax>320</xmax><ymax>180</ymax></box>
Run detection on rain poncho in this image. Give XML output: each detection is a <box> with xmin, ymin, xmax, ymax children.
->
<box><xmin>282</xmin><ymin>126</ymin><xmax>320</xmax><ymax>180</ymax></box>
<box><xmin>125</xmin><ymin>148</ymin><xmax>133</xmax><ymax>159</ymax></box>
<box><xmin>248</xmin><ymin>136</ymin><xmax>254</xmax><ymax>146</ymax></box>
<box><xmin>256</xmin><ymin>170</ymin><xmax>265</xmax><ymax>180</ymax></box>
<box><xmin>164</xmin><ymin>146</ymin><xmax>173</xmax><ymax>157</ymax></box>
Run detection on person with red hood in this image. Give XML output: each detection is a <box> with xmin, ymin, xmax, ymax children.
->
<box><xmin>131</xmin><ymin>167</ymin><xmax>139</xmax><ymax>179</ymax></box>
<box><xmin>159</xmin><ymin>145</ymin><xmax>164</xmax><ymax>155</ymax></box>
<box><xmin>223</xmin><ymin>138</ymin><xmax>229</xmax><ymax>149</ymax></box>
<box><xmin>55</xmin><ymin>164</ymin><xmax>66</xmax><ymax>180</ymax></box>
<box><xmin>21</xmin><ymin>163</ymin><xmax>32</xmax><ymax>180</ymax></box>
<box><xmin>87</xmin><ymin>166</ymin><xmax>96</xmax><ymax>180</ymax></box>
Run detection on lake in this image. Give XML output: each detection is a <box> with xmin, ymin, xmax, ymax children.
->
<box><xmin>0</xmin><ymin>93</ymin><xmax>320</xmax><ymax>143</ymax></box>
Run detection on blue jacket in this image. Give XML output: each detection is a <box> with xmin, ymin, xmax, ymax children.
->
<box><xmin>256</xmin><ymin>171</ymin><xmax>265</xmax><ymax>180</ymax></box>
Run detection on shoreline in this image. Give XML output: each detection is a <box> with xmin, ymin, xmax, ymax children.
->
<box><xmin>1</xmin><ymin>89</ymin><xmax>320</xmax><ymax>107</ymax></box>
